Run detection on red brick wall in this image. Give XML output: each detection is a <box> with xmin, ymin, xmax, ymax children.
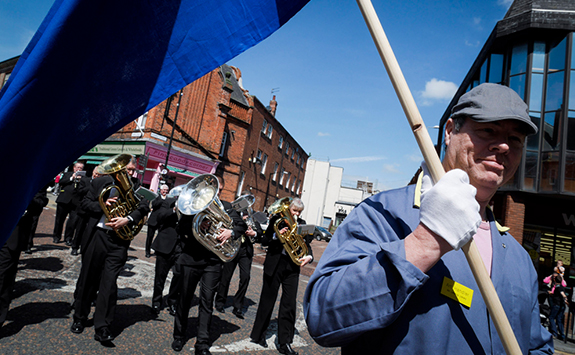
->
<box><xmin>500</xmin><ymin>193</ymin><xmax>526</xmax><ymax>245</ymax></box>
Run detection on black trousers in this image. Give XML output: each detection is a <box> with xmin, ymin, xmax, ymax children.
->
<box><xmin>73</xmin><ymin>228</ymin><xmax>129</xmax><ymax>331</ymax></box>
<box><xmin>71</xmin><ymin>215</ymin><xmax>88</xmax><ymax>250</ymax></box>
<box><xmin>26</xmin><ymin>213</ymin><xmax>42</xmax><ymax>250</ymax></box>
<box><xmin>145</xmin><ymin>226</ymin><xmax>157</xmax><ymax>255</ymax></box>
<box><xmin>53</xmin><ymin>202</ymin><xmax>74</xmax><ymax>241</ymax></box>
<box><xmin>215</xmin><ymin>244</ymin><xmax>252</xmax><ymax>311</ymax></box>
<box><xmin>250</xmin><ymin>254</ymin><xmax>299</xmax><ymax>345</ymax></box>
<box><xmin>152</xmin><ymin>244</ymin><xmax>182</xmax><ymax>308</ymax></box>
<box><xmin>0</xmin><ymin>247</ymin><xmax>21</xmax><ymax>327</ymax></box>
<box><xmin>173</xmin><ymin>262</ymin><xmax>220</xmax><ymax>351</ymax></box>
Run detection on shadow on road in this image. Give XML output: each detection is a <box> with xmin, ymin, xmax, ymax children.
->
<box><xmin>1</xmin><ymin>301</ymin><xmax>71</xmax><ymax>338</ymax></box>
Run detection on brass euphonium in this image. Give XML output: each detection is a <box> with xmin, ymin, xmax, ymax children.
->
<box><xmin>268</xmin><ymin>197</ymin><xmax>309</xmax><ymax>266</ymax></box>
<box><xmin>176</xmin><ymin>174</ymin><xmax>240</xmax><ymax>262</ymax></box>
<box><xmin>97</xmin><ymin>154</ymin><xmax>144</xmax><ymax>241</ymax></box>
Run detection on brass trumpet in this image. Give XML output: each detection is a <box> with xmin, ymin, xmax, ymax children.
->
<box><xmin>268</xmin><ymin>197</ymin><xmax>309</xmax><ymax>266</ymax></box>
<box><xmin>97</xmin><ymin>154</ymin><xmax>144</xmax><ymax>241</ymax></box>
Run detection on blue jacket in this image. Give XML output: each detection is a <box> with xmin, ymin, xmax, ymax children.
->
<box><xmin>304</xmin><ymin>183</ymin><xmax>553</xmax><ymax>354</ymax></box>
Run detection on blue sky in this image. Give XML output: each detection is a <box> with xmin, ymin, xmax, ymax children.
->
<box><xmin>0</xmin><ymin>0</ymin><xmax>514</xmax><ymax>191</ymax></box>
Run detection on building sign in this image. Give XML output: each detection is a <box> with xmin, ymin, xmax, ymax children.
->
<box><xmin>147</xmin><ymin>146</ymin><xmax>214</xmax><ymax>174</ymax></box>
<box><xmin>88</xmin><ymin>142</ymin><xmax>145</xmax><ymax>155</ymax></box>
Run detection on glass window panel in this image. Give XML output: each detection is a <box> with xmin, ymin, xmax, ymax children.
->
<box><xmin>542</xmin><ymin>111</ymin><xmax>563</xmax><ymax>151</ymax></box>
<box><xmin>529</xmin><ymin>73</ymin><xmax>544</xmax><ymax>111</ymax></box>
<box><xmin>570</xmin><ymin>71</ymin><xmax>575</xmax><ymax>111</ymax></box>
<box><xmin>510</xmin><ymin>43</ymin><xmax>528</xmax><ymax>76</ymax></box>
<box><xmin>564</xmin><ymin>151</ymin><xmax>575</xmax><ymax>193</ymax></box>
<box><xmin>502</xmin><ymin>168</ymin><xmax>519</xmax><ymax>190</ymax></box>
<box><xmin>567</xmin><ymin>111</ymin><xmax>575</xmax><ymax>151</ymax></box>
<box><xmin>480</xmin><ymin>60</ymin><xmax>487</xmax><ymax>84</ymax></box>
<box><xmin>545</xmin><ymin>71</ymin><xmax>564</xmax><ymax>111</ymax></box>
<box><xmin>548</xmin><ymin>37</ymin><xmax>567</xmax><ymax>73</ymax></box>
<box><xmin>524</xmin><ymin>150</ymin><xmax>538</xmax><ymax>191</ymax></box>
<box><xmin>540</xmin><ymin>152</ymin><xmax>560</xmax><ymax>192</ymax></box>
<box><xmin>489</xmin><ymin>53</ymin><xmax>504</xmax><ymax>83</ymax></box>
<box><xmin>527</xmin><ymin>113</ymin><xmax>541</xmax><ymax>151</ymax></box>
<box><xmin>532</xmin><ymin>42</ymin><xmax>546</xmax><ymax>73</ymax></box>
<box><xmin>509</xmin><ymin>74</ymin><xmax>526</xmax><ymax>100</ymax></box>
<box><xmin>572</xmin><ymin>35</ymin><xmax>575</xmax><ymax>69</ymax></box>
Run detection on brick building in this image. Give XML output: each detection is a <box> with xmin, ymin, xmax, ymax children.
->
<box><xmin>0</xmin><ymin>56</ymin><xmax>307</xmax><ymax>212</ymax></box>
<box><xmin>436</xmin><ymin>0</ymin><xmax>575</xmax><ymax>280</ymax></box>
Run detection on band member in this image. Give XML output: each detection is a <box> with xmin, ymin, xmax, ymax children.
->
<box><xmin>0</xmin><ymin>187</ymin><xmax>48</xmax><ymax>329</ymax></box>
<box><xmin>303</xmin><ymin>84</ymin><xmax>552</xmax><ymax>354</ymax></box>
<box><xmin>250</xmin><ymin>197</ymin><xmax>313</xmax><ymax>355</ymax></box>
<box><xmin>146</xmin><ymin>184</ymin><xmax>170</xmax><ymax>257</ymax></box>
<box><xmin>151</xmin><ymin>190</ymin><xmax>181</xmax><ymax>316</ymax></box>
<box><xmin>171</xmin><ymin>177</ymin><xmax>247</xmax><ymax>354</ymax></box>
<box><xmin>70</xmin><ymin>169</ymin><xmax>100</xmax><ymax>255</ymax></box>
<box><xmin>53</xmin><ymin>161</ymin><xmax>84</xmax><ymax>244</ymax></box>
<box><xmin>214</xmin><ymin>211</ymin><xmax>263</xmax><ymax>318</ymax></box>
<box><xmin>70</xmin><ymin>155</ymin><xmax>150</xmax><ymax>344</ymax></box>
<box><xmin>24</xmin><ymin>183</ymin><xmax>51</xmax><ymax>254</ymax></box>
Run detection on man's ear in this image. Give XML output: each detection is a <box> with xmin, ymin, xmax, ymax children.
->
<box><xmin>444</xmin><ymin>118</ymin><xmax>455</xmax><ymax>147</ymax></box>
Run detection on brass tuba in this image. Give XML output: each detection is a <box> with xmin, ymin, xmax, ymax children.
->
<box><xmin>176</xmin><ymin>174</ymin><xmax>240</xmax><ymax>262</ymax></box>
<box><xmin>268</xmin><ymin>197</ymin><xmax>309</xmax><ymax>266</ymax></box>
<box><xmin>232</xmin><ymin>194</ymin><xmax>256</xmax><ymax>242</ymax></box>
<box><xmin>97</xmin><ymin>154</ymin><xmax>144</xmax><ymax>241</ymax></box>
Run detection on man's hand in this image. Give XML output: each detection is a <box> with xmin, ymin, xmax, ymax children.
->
<box><xmin>299</xmin><ymin>255</ymin><xmax>313</xmax><ymax>267</ymax></box>
<box><xmin>217</xmin><ymin>228</ymin><xmax>233</xmax><ymax>243</ymax></box>
<box><xmin>105</xmin><ymin>196</ymin><xmax>119</xmax><ymax>207</ymax></box>
<box><xmin>106</xmin><ymin>216</ymin><xmax>130</xmax><ymax>230</ymax></box>
<box><xmin>419</xmin><ymin>168</ymin><xmax>481</xmax><ymax>251</ymax></box>
<box><xmin>246</xmin><ymin>227</ymin><xmax>257</xmax><ymax>237</ymax></box>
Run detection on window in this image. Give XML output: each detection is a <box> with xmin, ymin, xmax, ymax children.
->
<box><xmin>262</xmin><ymin>120</ymin><xmax>268</xmax><ymax>134</ymax></box>
<box><xmin>256</xmin><ymin>149</ymin><xmax>263</xmax><ymax>162</ymax></box>
<box><xmin>278</xmin><ymin>136</ymin><xmax>284</xmax><ymax>149</ymax></box>
<box><xmin>291</xmin><ymin>147</ymin><xmax>296</xmax><ymax>160</ymax></box>
<box><xmin>267</xmin><ymin>125</ymin><xmax>273</xmax><ymax>139</ymax></box>
<box><xmin>219</xmin><ymin>131</ymin><xmax>228</xmax><ymax>157</ymax></box>
<box><xmin>236</xmin><ymin>171</ymin><xmax>245</xmax><ymax>197</ymax></box>
<box><xmin>272</xmin><ymin>163</ymin><xmax>279</xmax><ymax>181</ymax></box>
<box><xmin>285</xmin><ymin>172</ymin><xmax>291</xmax><ymax>189</ymax></box>
<box><xmin>285</xmin><ymin>142</ymin><xmax>290</xmax><ymax>156</ymax></box>
<box><xmin>1</xmin><ymin>73</ymin><xmax>10</xmax><ymax>89</ymax></box>
<box><xmin>296</xmin><ymin>180</ymin><xmax>301</xmax><ymax>195</ymax></box>
<box><xmin>279</xmin><ymin>168</ymin><xmax>286</xmax><ymax>185</ymax></box>
<box><xmin>260</xmin><ymin>153</ymin><xmax>268</xmax><ymax>175</ymax></box>
<box><xmin>291</xmin><ymin>179</ymin><xmax>296</xmax><ymax>192</ymax></box>
<box><xmin>296</xmin><ymin>154</ymin><xmax>301</xmax><ymax>165</ymax></box>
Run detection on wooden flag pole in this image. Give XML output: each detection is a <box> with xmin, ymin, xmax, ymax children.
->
<box><xmin>355</xmin><ymin>1</ymin><xmax>521</xmax><ymax>354</ymax></box>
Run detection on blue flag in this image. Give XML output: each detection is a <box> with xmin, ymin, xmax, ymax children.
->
<box><xmin>0</xmin><ymin>0</ymin><xmax>309</xmax><ymax>246</ymax></box>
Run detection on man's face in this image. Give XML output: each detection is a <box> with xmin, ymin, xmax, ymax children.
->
<box><xmin>289</xmin><ymin>206</ymin><xmax>302</xmax><ymax>218</ymax></box>
<box><xmin>126</xmin><ymin>162</ymin><xmax>136</xmax><ymax>176</ymax></box>
<box><xmin>160</xmin><ymin>187</ymin><xmax>169</xmax><ymax>196</ymax></box>
<box><xmin>443</xmin><ymin>118</ymin><xmax>526</xmax><ymax>202</ymax></box>
<box><xmin>74</xmin><ymin>163</ymin><xmax>84</xmax><ymax>172</ymax></box>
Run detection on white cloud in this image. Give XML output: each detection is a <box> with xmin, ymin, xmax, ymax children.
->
<box><xmin>406</xmin><ymin>153</ymin><xmax>422</xmax><ymax>162</ymax></box>
<box><xmin>497</xmin><ymin>0</ymin><xmax>513</xmax><ymax>8</ymax></box>
<box><xmin>383</xmin><ymin>164</ymin><xmax>400</xmax><ymax>173</ymax></box>
<box><xmin>473</xmin><ymin>17</ymin><xmax>481</xmax><ymax>26</ymax></box>
<box><xmin>420</xmin><ymin>79</ymin><xmax>457</xmax><ymax>103</ymax></box>
<box><xmin>465</xmin><ymin>40</ymin><xmax>481</xmax><ymax>47</ymax></box>
<box><xmin>317</xmin><ymin>132</ymin><xmax>330</xmax><ymax>137</ymax></box>
<box><xmin>331</xmin><ymin>156</ymin><xmax>386</xmax><ymax>163</ymax></box>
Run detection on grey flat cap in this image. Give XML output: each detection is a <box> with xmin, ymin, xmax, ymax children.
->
<box><xmin>451</xmin><ymin>83</ymin><xmax>538</xmax><ymax>135</ymax></box>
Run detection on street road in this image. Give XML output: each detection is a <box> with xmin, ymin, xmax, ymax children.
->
<box><xmin>0</xmin><ymin>196</ymin><xmax>339</xmax><ymax>355</ymax></box>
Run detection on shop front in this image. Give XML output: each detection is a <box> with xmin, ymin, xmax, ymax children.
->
<box><xmin>80</xmin><ymin>140</ymin><xmax>219</xmax><ymax>192</ymax></box>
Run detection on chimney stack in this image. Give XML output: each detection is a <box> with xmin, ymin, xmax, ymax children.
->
<box><xmin>269</xmin><ymin>95</ymin><xmax>277</xmax><ymax>116</ymax></box>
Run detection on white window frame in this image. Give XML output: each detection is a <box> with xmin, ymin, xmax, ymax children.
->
<box><xmin>262</xmin><ymin>119</ymin><xmax>268</xmax><ymax>134</ymax></box>
<box><xmin>272</xmin><ymin>163</ymin><xmax>279</xmax><ymax>181</ymax></box>
<box><xmin>279</xmin><ymin>168</ymin><xmax>286</xmax><ymax>185</ymax></box>
<box><xmin>285</xmin><ymin>172</ymin><xmax>291</xmax><ymax>189</ymax></box>
<box><xmin>260</xmin><ymin>153</ymin><xmax>268</xmax><ymax>175</ymax></box>
<box><xmin>267</xmin><ymin>125</ymin><xmax>273</xmax><ymax>139</ymax></box>
<box><xmin>278</xmin><ymin>136</ymin><xmax>284</xmax><ymax>149</ymax></box>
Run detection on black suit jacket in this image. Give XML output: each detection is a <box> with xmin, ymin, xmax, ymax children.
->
<box><xmin>81</xmin><ymin>175</ymin><xmax>150</xmax><ymax>249</ymax></box>
<box><xmin>177</xmin><ymin>200</ymin><xmax>247</xmax><ymax>266</ymax></box>
<box><xmin>262</xmin><ymin>215</ymin><xmax>313</xmax><ymax>276</ymax></box>
<box><xmin>6</xmin><ymin>189</ymin><xmax>48</xmax><ymax>251</ymax></box>
<box><xmin>151</xmin><ymin>197</ymin><xmax>179</xmax><ymax>254</ymax></box>
<box><xmin>148</xmin><ymin>195</ymin><xmax>169</xmax><ymax>228</ymax></box>
<box><xmin>56</xmin><ymin>171</ymin><xmax>83</xmax><ymax>206</ymax></box>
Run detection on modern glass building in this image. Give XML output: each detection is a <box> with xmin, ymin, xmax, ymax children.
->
<box><xmin>437</xmin><ymin>0</ymin><xmax>575</xmax><ymax>281</ymax></box>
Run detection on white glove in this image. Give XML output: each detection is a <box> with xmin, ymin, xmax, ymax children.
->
<box><xmin>419</xmin><ymin>163</ymin><xmax>481</xmax><ymax>251</ymax></box>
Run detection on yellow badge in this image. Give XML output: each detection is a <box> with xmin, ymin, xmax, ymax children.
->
<box><xmin>441</xmin><ymin>277</ymin><xmax>474</xmax><ymax>308</ymax></box>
